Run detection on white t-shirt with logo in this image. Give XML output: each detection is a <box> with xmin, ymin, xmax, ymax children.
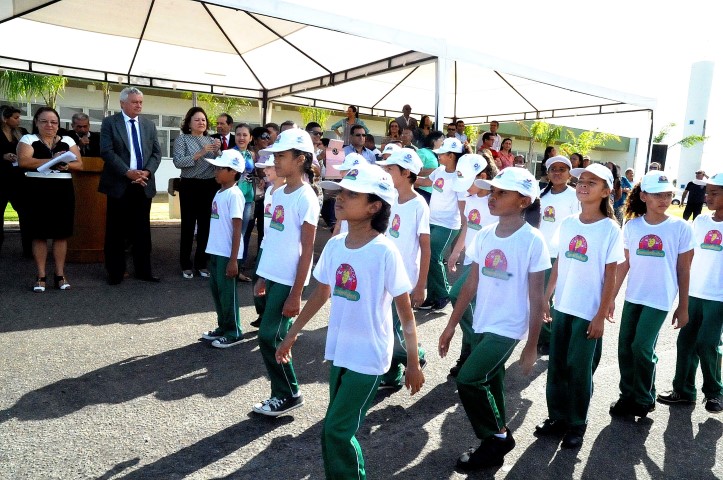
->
<box><xmin>386</xmin><ymin>192</ymin><xmax>430</xmax><ymax>287</ymax></box>
<box><xmin>314</xmin><ymin>234</ymin><xmax>412</xmax><ymax>375</ymax></box>
<box><xmin>623</xmin><ymin>215</ymin><xmax>694</xmax><ymax>311</ymax></box>
<box><xmin>552</xmin><ymin>215</ymin><xmax>624</xmax><ymax>321</ymax></box>
<box><xmin>257</xmin><ymin>183</ymin><xmax>320</xmax><ymax>286</ymax></box>
<box><xmin>468</xmin><ymin>223</ymin><xmax>551</xmax><ymax>339</ymax></box>
<box><xmin>206</xmin><ymin>185</ymin><xmax>245</xmax><ymax>259</ymax></box>
<box><xmin>462</xmin><ymin>194</ymin><xmax>497</xmax><ymax>265</ymax></box>
<box><xmin>689</xmin><ymin>214</ymin><xmax>723</xmax><ymax>302</ymax></box>
<box><xmin>429</xmin><ymin>167</ymin><xmax>464</xmax><ymax>229</ymax></box>
<box><xmin>539</xmin><ymin>186</ymin><xmax>580</xmax><ymax>255</ymax></box>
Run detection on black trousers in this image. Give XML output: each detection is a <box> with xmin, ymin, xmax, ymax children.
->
<box><xmin>179</xmin><ymin>177</ymin><xmax>218</xmax><ymax>271</ymax></box>
<box><xmin>105</xmin><ymin>184</ymin><xmax>153</xmax><ymax>281</ymax></box>
<box><xmin>0</xmin><ymin>171</ymin><xmax>31</xmax><ymax>256</ymax></box>
<box><xmin>683</xmin><ymin>201</ymin><xmax>704</xmax><ymax>221</ymax></box>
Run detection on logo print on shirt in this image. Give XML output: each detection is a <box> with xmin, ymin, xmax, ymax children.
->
<box><xmin>263</xmin><ymin>202</ymin><xmax>272</xmax><ymax>218</ymax></box>
<box><xmin>333</xmin><ymin>263</ymin><xmax>360</xmax><ymax>301</ymax></box>
<box><xmin>433</xmin><ymin>177</ymin><xmax>445</xmax><ymax>192</ymax></box>
<box><xmin>543</xmin><ymin>205</ymin><xmax>556</xmax><ymax>222</ymax></box>
<box><xmin>210</xmin><ymin>201</ymin><xmax>219</xmax><ymax>219</ymax></box>
<box><xmin>482</xmin><ymin>249</ymin><xmax>511</xmax><ymax>280</ymax></box>
<box><xmin>636</xmin><ymin>234</ymin><xmax>665</xmax><ymax>257</ymax></box>
<box><xmin>701</xmin><ymin>230</ymin><xmax>722</xmax><ymax>251</ymax></box>
<box><xmin>468</xmin><ymin>209</ymin><xmax>482</xmax><ymax>230</ymax></box>
<box><xmin>270</xmin><ymin>205</ymin><xmax>285</xmax><ymax>231</ymax></box>
<box><xmin>388</xmin><ymin>214</ymin><xmax>401</xmax><ymax>238</ymax></box>
<box><xmin>565</xmin><ymin>235</ymin><xmax>589</xmax><ymax>262</ymax></box>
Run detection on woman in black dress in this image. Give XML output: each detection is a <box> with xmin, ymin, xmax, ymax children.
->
<box><xmin>0</xmin><ymin>105</ymin><xmax>29</xmax><ymax>255</ymax></box>
<box><xmin>17</xmin><ymin>107</ymin><xmax>83</xmax><ymax>292</ymax></box>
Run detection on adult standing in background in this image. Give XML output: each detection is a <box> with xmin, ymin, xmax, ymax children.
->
<box><xmin>173</xmin><ymin>107</ymin><xmax>221</xmax><ymax>279</ymax></box>
<box><xmin>331</xmin><ymin>105</ymin><xmax>368</xmax><ymax>146</ymax></box>
<box><xmin>681</xmin><ymin>170</ymin><xmax>708</xmax><ymax>220</ymax></box>
<box><xmin>342</xmin><ymin>124</ymin><xmax>376</xmax><ymax>163</ymax></box>
<box><xmin>497</xmin><ymin>138</ymin><xmax>515</xmax><ymax>170</ymax></box>
<box><xmin>264</xmin><ymin>123</ymin><xmax>279</xmax><ymax>143</ymax></box>
<box><xmin>0</xmin><ymin>105</ymin><xmax>29</xmax><ymax>256</ymax></box>
<box><xmin>212</xmin><ymin>113</ymin><xmax>234</xmax><ymax>151</ymax></box>
<box><xmin>66</xmin><ymin>112</ymin><xmax>101</xmax><ymax>157</ymax></box>
<box><xmin>99</xmin><ymin>87</ymin><xmax>162</xmax><ymax>285</ymax></box>
<box><xmin>609</xmin><ymin>162</ymin><xmax>631</xmax><ymax>224</ymax></box>
<box><xmin>414</xmin><ymin>115</ymin><xmax>433</xmax><ymax>148</ymax></box>
<box><xmin>455</xmin><ymin>120</ymin><xmax>467</xmax><ymax>144</ymax></box>
<box><xmin>416</xmin><ymin>131</ymin><xmax>443</xmax><ymax>204</ymax></box>
<box><xmin>395</xmin><ymin>104</ymin><xmax>418</xmax><ymax>131</ymax></box>
<box><xmin>476</xmin><ymin>120</ymin><xmax>501</xmax><ymax>153</ymax></box>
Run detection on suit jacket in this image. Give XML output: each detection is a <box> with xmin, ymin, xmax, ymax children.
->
<box><xmin>66</xmin><ymin>131</ymin><xmax>101</xmax><ymax>157</ymax></box>
<box><xmin>211</xmin><ymin>133</ymin><xmax>235</xmax><ymax>151</ymax></box>
<box><xmin>99</xmin><ymin>113</ymin><xmax>162</xmax><ymax>199</ymax></box>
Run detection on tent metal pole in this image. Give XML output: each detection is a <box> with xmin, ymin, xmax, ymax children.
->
<box><xmin>646</xmin><ymin>109</ymin><xmax>654</xmax><ymax>170</ymax></box>
<box><xmin>127</xmin><ymin>0</ymin><xmax>155</xmax><ymax>82</ymax></box>
<box><xmin>434</xmin><ymin>57</ymin><xmax>448</xmax><ymax>130</ymax></box>
<box><xmin>261</xmin><ymin>90</ymin><xmax>270</xmax><ymax>125</ymax></box>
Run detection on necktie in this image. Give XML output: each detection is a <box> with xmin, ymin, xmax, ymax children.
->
<box><xmin>129</xmin><ymin>119</ymin><xmax>143</xmax><ymax>170</ymax></box>
<box><xmin>221</xmin><ymin>135</ymin><xmax>228</xmax><ymax>150</ymax></box>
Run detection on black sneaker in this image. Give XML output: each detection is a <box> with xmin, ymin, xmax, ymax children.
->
<box><xmin>252</xmin><ymin>395</ymin><xmax>304</xmax><ymax>417</ymax></box>
<box><xmin>537</xmin><ymin>342</ymin><xmax>550</xmax><ymax>356</ymax></box>
<box><xmin>417</xmin><ymin>299</ymin><xmax>435</xmax><ymax>310</ymax></box>
<box><xmin>250</xmin><ymin>317</ymin><xmax>262</xmax><ymax>328</ymax></box>
<box><xmin>561</xmin><ymin>424</ymin><xmax>587</xmax><ymax>449</ymax></box>
<box><xmin>211</xmin><ymin>335</ymin><xmax>244</xmax><ymax>349</ymax></box>
<box><xmin>456</xmin><ymin>430</ymin><xmax>515</xmax><ymax>471</ymax></box>
<box><xmin>632</xmin><ymin>402</ymin><xmax>655</xmax><ymax>418</ymax></box>
<box><xmin>609</xmin><ymin>398</ymin><xmax>634</xmax><ymax>417</ymax></box>
<box><xmin>534</xmin><ymin>419</ymin><xmax>568</xmax><ymax>436</ymax></box>
<box><xmin>704</xmin><ymin>397</ymin><xmax>722</xmax><ymax>414</ymax></box>
<box><xmin>657</xmin><ymin>390</ymin><xmax>695</xmax><ymax>405</ymax></box>
<box><xmin>377</xmin><ymin>381</ymin><xmax>403</xmax><ymax>391</ymax></box>
<box><xmin>432</xmin><ymin>297</ymin><xmax>450</xmax><ymax>311</ymax></box>
<box><xmin>201</xmin><ymin>328</ymin><xmax>225</xmax><ymax>341</ymax></box>
<box><xmin>449</xmin><ymin>353</ymin><xmax>470</xmax><ymax>377</ymax></box>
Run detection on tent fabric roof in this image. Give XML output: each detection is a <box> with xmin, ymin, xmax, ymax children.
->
<box><xmin>0</xmin><ymin>0</ymin><xmax>655</xmax><ymax>122</ymax></box>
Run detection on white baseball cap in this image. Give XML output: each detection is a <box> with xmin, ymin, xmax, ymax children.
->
<box><xmin>376</xmin><ymin>148</ymin><xmax>423</xmax><ymax>174</ymax></box>
<box><xmin>254</xmin><ymin>154</ymin><xmax>275</xmax><ymax>169</ymax></box>
<box><xmin>320</xmin><ymin>164</ymin><xmax>396</xmax><ymax>205</ymax></box>
<box><xmin>545</xmin><ymin>155</ymin><xmax>572</xmax><ymax>169</ymax></box>
<box><xmin>334</xmin><ymin>152</ymin><xmax>366</xmax><ymax>171</ymax></box>
<box><xmin>381</xmin><ymin>143</ymin><xmax>402</xmax><ymax>157</ymax></box>
<box><xmin>433</xmin><ymin>137</ymin><xmax>464</xmax><ymax>154</ymax></box>
<box><xmin>571</xmin><ymin>164</ymin><xmax>614</xmax><ymax>190</ymax></box>
<box><xmin>704</xmin><ymin>172</ymin><xmax>723</xmax><ymax>186</ymax></box>
<box><xmin>260</xmin><ymin>127</ymin><xmax>314</xmax><ymax>154</ymax></box>
<box><xmin>641</xmin><ymin>170</ymin><xmax>675</xmax><ymax>193</ymax></box>
<box><xmin>205</xmin><ymin>149</ymin><xmax>245</xmax><ymax>172</ymax></box>
<box><xmin>474</xmin><ymin>166</ymin><xmax>540</xmax><ymax>200</ymax></box>
<box><xmin>453</xmin><ymin>154</ymin><xmax>486</xmax><ymax>192</ymax></box>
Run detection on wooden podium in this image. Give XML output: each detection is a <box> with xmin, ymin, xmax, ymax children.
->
<box><xmin>67</xmin><ymin>157</ymin><xmax>106</xmax><ymax>263</ymax></box>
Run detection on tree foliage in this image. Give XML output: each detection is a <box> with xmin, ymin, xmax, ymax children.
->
<box><xmin>559</xmin><ymin>130</ymin><xmax>620</xmax><ymax>156</ymax></box>
<box><xmin>180</xmin><ymin>92</ymin><xmax>250</xmax><ymax>123</ymax></box>
<box><xmin>299</xmin><ymin>106</ymin><xmax>332</xmax><ymax>129</ymax></box>
<box><xmin>0</xmin><ymin>70</ymin><xmax>67</xmax><ymax>109</ymax></box>
<box><xmin>654</xmin><ymin>122</ymin><xmax>707</xmax><ymax>148</ymax></box>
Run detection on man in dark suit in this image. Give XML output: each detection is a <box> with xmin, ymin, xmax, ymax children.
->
<box><xmin>66</xmin><ymin>112</ymin><xmax>101</xmax><ymax>157</ymax></box>
<box><xmin>212</xmin><ymin>113</ymin><xmax>235</xmax><ymax>150</ymax></box>
<box><xmin>99</xmin><ymin>87</ymin><xmax>162</xmax><ymax>284</ymax></box>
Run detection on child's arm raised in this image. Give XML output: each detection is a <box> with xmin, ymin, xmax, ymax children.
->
<box><xmin>394</xmin><ymin>292</ymin><xmax>425</xmax><ymax>395</ymax></box>
<box><xmin>276</xmin><ymin>283</ymin><xmax>332</xmax><ymax>364</ymax></box>
<box><xmin>587</xmin><ymin>262</ymin><xmax>618</xmax><ymax>339</ymax></box>
<box><xmin>438</xmin><ymin>263</ymin><xmax>479</xmax><ymax>358</ymax></box>
<box><xmin>521</xmin><ymin>270</ymin><xmax>545</xmax><ymax>375</ymax></box>
<box><xmin>226</xmin><ymin>217</ymin><xmax>242</xmax><ymax>278</ymax></box>
<box><xmin>410</xmin><ymin>233</ymin><xmax>430</xmax><ymax>308</ymax></box>
<box><xmin>283</xmin><ymin>222</ymin><xmax>317</xmax><ymax>317</ymax></box>
<box><xmin>672</xmin><ymin>249</ymin><xmax>693</xmax><ymax>329</ymax></box>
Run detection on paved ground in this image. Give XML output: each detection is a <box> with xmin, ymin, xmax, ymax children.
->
<box><xmin>1</xmin><ymin>225</ymin><xmax>721</xmax><ymax>480</ymax></box>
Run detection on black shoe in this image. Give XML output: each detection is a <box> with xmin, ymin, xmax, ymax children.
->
<box><xmin>107</xmin><ymin>276</ymin><xmax>123</xmax><ymax>286</ymax></box>
<box><xmin>377</xmin><ymin>381</ymin><xmax>403</xmax><ymax>391</ymax></box>
<box><xmin>417</xmin><ymin>299</ymin><xmax>435</xmax><ymax>310</ymax></box>
<box><xmin>534</xmin><ymin>419</ymin><xmax>568</xmax><ymax>436</ymax></box>
<box><xmin>432</xmin><ymin>297</ymin><xmax>450</xmax><ymax>310</ymax></box>
<box><xmin>657</xmin><ymin>390</ymin><xmax>695</xmax><ymax>405</ymax></box>
<box><xmin>456</xmin><ymin>430</ymin><xmax>515</xmax><ymax>471</ymax></box>
<box><xmin>252</xmin><ymin>395</ymin><xmax>304</xmax><ymax>417</ymax></box>
<box><xmin>632</xmin><ymin>402</ymin><xmax>655</xmax><ymax>418</ymax></box>
<box><xmin>561</xmin><ymin>424</ymin><xmax>586</xmax><ymax>449</ymax></box>
<box><xmin>250</xmin><ymin>317</ymin><xmax>262</xmax><ymax>328</ymax></box>
<box><xmin>136</xmin><ymin>275</ymin><xmax>161</xmax><ymax>283</ymax></box>
<box><xmin>609</xmin><ymin>398</ymin><xmax>634</xmax><ymax>417</ymax></box>
<box><xmin>537</xmin><ymin>342</ymin><xmax>550</xmax><ymax>356</ymax></box>
<box><xmin>449</xmin><ymin>353</ymin><xmax>469</xmax><ymax>378</ymax></box>
<box><xmin>704</xmin><ymin>397</ymin><xmax>723</xmax><ymax>414</ymax></box>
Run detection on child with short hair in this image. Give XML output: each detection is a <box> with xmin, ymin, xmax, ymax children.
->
<box><xmin>276</xmin><ymin>163</ymin><xmax>424</xmax><ymax>479</ymax></box>
<box><xmin>439</xmin><ymin>167</ymin><xmax>549</xmax><ymax>471</ymax></box>
<box><xmin>200</xmin><ymin>150</ymin><xmax>246</xmax><ymax>348</ymax></box>
<box><xmin>377</xmin><ymin>149</ymin><xmax>430</xmax><ymax>389</ymax></box>
<box><xmin>252</xmin><ymin>128</ymin><xmax>320</xmax><ymax>416</ymax></box>
<box><xmin>610</xmin><ymin>170</ymin><xmax>694</xmax><ymax>418</ymax></box>
<box><xmin>657</xmin><ymin>172</ymin><xmax>723</xmax><ymax>414</ymax></box>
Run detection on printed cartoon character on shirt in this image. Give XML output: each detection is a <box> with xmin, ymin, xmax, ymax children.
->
<box><xmin>389</xmin><ymin>214</ymin><xmax>401</xmax><ymax>238</ymax></box>
<box><xmin>433</xmin><ymin>177</ymin><xmax>445</xmax><ymax>192</ymax></box>
<box><xmin>264</xmin><ymin>202</ymin><xmax>272</xmax><ymax>218</ymax></box>
<box><xmin>543</xmin><ymin>205</ymin><xmax>555</xmax><ymax>222</ymax></box>
<box><xmin>467</xmin><ymin>209</ymin><xmax>482</xmax><ymax>230</ymax></box>
<box><xmin>210</xmin><ymin>201</ymin><xmax>219</xmax><ymax>220</ymax></box>
<box><xmin>270</xmin><ymin>205</ymin><xmax>285</xmax><ymax>231</ymax></box>
<box><xmin>565</xmin><ymin>235</ymin><xmax>589</xmax><ymax>262</ymax></box>
<box><xmin>482</xmin><ymin>249</ymin><xmax>511</xmax><ymax>280</ymax></box>
<box><xmin>333</xmin><ymin>263</ymin><xmax>360</xmax><ymax>301</ymax></box>
<box><xmin>636</xmin><ymin>234</ymin><xmax>665</xmax><ymax>257</ymax></box>
<box><xmin>701</xmin><ymin>229</ymin><xmax>722</xmax><ymax>251</ymax></box>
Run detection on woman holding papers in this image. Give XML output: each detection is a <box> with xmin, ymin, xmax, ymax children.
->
<box><xmin>17</xmin><ymin>106</ymin><xmax>83</xmax><ymax>292</ymax></box>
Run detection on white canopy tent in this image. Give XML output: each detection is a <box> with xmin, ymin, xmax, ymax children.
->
<box><xmin>0</xmin><ymin>0</ymin><xmax>656</xmax><ymax>154</ymax></box>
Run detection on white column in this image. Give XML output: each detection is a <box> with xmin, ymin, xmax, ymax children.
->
<box><xmin>434</xmin><ymin>57</ymin><xmax>449</xmax><ymax>131</ymax></box>
<box><xmin>677</xmin><ymin>61</ymin><xmax>714</xmax><ymax>185</ymax></box>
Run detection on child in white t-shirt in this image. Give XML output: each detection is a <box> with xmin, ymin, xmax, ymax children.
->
<box><xmin>200</xmin><ymin>150</ymin><xmax>246</xmax><ymax>348</ymax></box>
<box><xmin>251</xmin><ymin>129</ymin><xmax>320</xmax><ymax>417</ymax></box>
<box><xmin>536</xmin><ymin>164</ymin><xmax>624</xmax><ymax>448</ymax></box>
<box><xmin>610</xmin><ymin>170</ymin><xmax>694</xmax><ymax>418</ymax></box>
<box><xmin>377</xmin><ymin>149</ymin><xmax>430</xmax><ymax>389</ymax></box>
<box><xmin>415</xmin><ymin>137</ymin><xmax>469</xmax><ymax>310</ymax></box>
<box><xmin>446</xmin><ymin>153</ymin><xmax>498</xmax><ymax>377</ymax></box>
<box><xmin>439</xmin><ymin>167</ymin><xmax>550</xmax><ymax>471</ymax></box>
<box><xmin>276</xmin><ymin>164</ymin><xmax>424</xmax><ymax>479</ymax></box>
<box><xmin>657</xmin><ymin>172</ymin><xmax>723</xmax><ymax>414</ymax></box>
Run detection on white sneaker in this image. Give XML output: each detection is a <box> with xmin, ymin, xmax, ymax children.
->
<box><xmin>198</xmin><ymin>269</ymin><xmax>211</xmax><ymax>278</ymax></box>
<box><xmin>182</xmin><ymin>270</ymin><xmax>194</xmax><ymax>279</ymax></box>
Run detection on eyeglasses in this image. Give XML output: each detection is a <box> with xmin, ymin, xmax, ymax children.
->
<box><xmin>353</xmin><ymin>133</ymin><xmax>366</xmax><ymax>137</ymax></box>
<box><xmin>258</xmin><ymin>133</ymin><xmax>270</xmax><ymax>140</ymax></box>
<box><xmin>308</xmin><ymin>131</ymin><xmax>322</xmax><ymax>136</ymax></box>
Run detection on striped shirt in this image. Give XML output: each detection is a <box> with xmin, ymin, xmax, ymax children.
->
<box><xmin>172</xmin><ymin>134</ymin><xmax>218</xmax><ymax>179</ymax></box>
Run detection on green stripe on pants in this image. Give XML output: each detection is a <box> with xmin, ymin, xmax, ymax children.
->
<box><xmin>258</xmin><ymin>280</ymin><xmax>299</xmax><ymax>399</ymax></box>
<box><xmin>208</xmin><ymin>254</ymin><xmax>242</xmax><ymax>339</ymax></box>
<box><xmin>547</xmin><ymin>311</ymin><xmax>599</xmax><ymax>426</ymax></box>
<box><xmin>618</xmin><ymin>301</ymin><xmax>667</xmax><ymax>406</ymax></box>
<box><xmin>456</xmin><ymin>332</ymin><xmax>518</xmax><ymax>440</ymax></box>
<box><xmin>427</xmin><ymin>224</ymin><xmax>459</xmax><ymax>301</ymax></box>
<box><xmin>381</xmin><ymin>303</ymin><xmax>426</xmax><ymax>385</ymax></box>
<box><xmin>322</xmin><ymin>365</ymin><xmax>380</xmax><ymax>480</ymax></box>
<box><xmin>673</xmin><ymin>296</ymin><xmax>723</xmax><ymax>399</ymax></box>
<box><xmin>449</xmin><ymin>263</ymin><xmax>475</xmax><ymax>359</ymax></box>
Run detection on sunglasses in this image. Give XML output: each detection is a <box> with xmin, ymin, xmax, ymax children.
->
<box><xmin>258</xmin><ymin>133</ymin><xmax>271</xmax><ymax>140</ymax></box>
<box><xmin>308</xmin><ymin>131</ymin><xmax>322</xmax><ymax>136</ymax></box>
<box><xmin>352</xmin><ymin>133</ymin><xmax>366</xmax><ymax>137</ymax></box>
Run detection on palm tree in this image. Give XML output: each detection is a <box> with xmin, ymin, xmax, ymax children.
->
<box><xmin>0</xmin><ymin>70</ymin><xmax>67</xmax><ymax>109</ymax></box>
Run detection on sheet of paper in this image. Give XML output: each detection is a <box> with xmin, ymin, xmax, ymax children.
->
<box><xmin>37</xmin><ymin>151</ymin><xmax>77</xmax><ymax>175</ymax></box>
